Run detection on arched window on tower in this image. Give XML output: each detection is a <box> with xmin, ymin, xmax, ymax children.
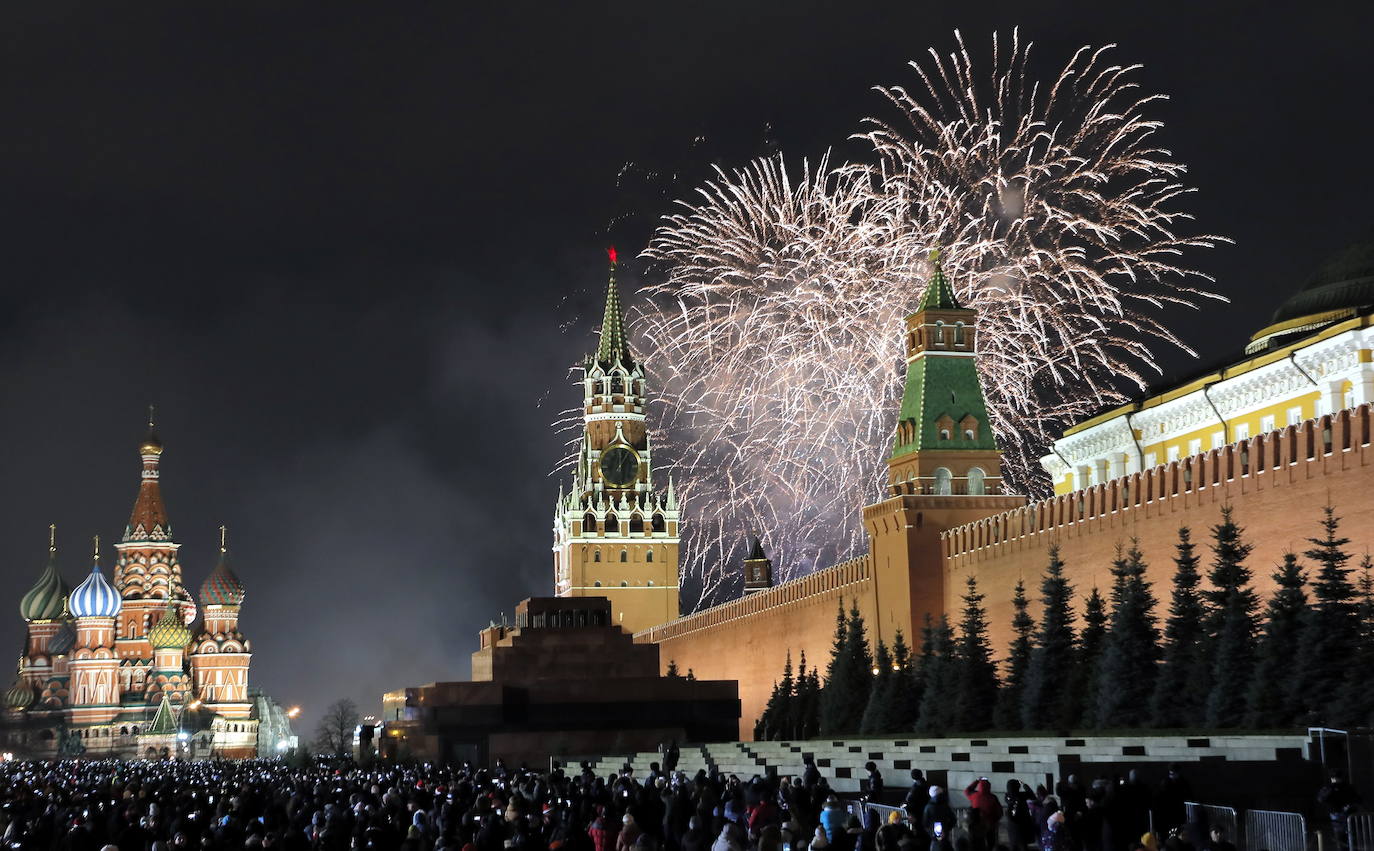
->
<box><xmin>620</xmin><ymin>550</ymin><xmax>628</xmax><ymax>562</ymax></box>
<box><xmin>967</xmin><ymin>467</ymin><xmax>986</xmax><ymax>495</ymax></box>
<box><xmin>646</xmin><ymin>550</ymin><xmax>654</xmax><ymax>563</ymax></box>
<box><xmin>629</xmin><ymin>514</ymin><xmax>644</xmax><ymax>534</ymax></box>
<box><xmin>583</xmin><ymin>513</ymin><xmax>597</xmax><ymax>534</ymax></box>
<box><xmin>593</xmin><ymin>550</ymin><xmax>602</xmax><ymax>563</ymax></box>
<box><xmin>933</xmin><ymin>467</ymin><xmax>952</xmax><ymax>495</ymax></box>
<box><xmin>934</xmin><ymin>321</ymin><xmax>946</xmax><ymax>346</ymax></box>
<box><xmin>604</xmin><ymin>514</ymin><xmax>619</xmax><ymax>533</ymax></box>
<box><xmin>610</xmin><ymin>373</ymin><xmax>623</xmax><ymax>393</ymax></box>
<box><xmin>652</xmin><ymin>513</ymin><xmax>665</xmax><ymax>532</ymax></box>
<box><xmin>954</xmin><ymin>322</ymin><xmax>965</xmax><ymax>346</ymax></box>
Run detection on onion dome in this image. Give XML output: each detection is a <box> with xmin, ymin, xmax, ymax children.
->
<box><xmin>69</xmin><ymin>541</ymin><xmax>121</xmax><ymax>619</ymax></box>
<box><xmin>148</xmin><ymin>600</ymin><xmax>191</xmax><ymax>649</ymax></box>
<box><xmin>47</xmin><ymin>619</ymin><xmax>76</xmax><ymax>656</ymax></box>
<box><xmin>3</xmin><ymin>679</ymin><xmax>33</xmax><ymax>711</ymax></box>
<box><xmin>20</xmin><ymin>529</ymin><xmax>68</xmax><ymax>621</ymax></box>
<box><xmin>199</xmin><ymin>531</ymin><xmax>245</xmax><ymax>606</ymax></box>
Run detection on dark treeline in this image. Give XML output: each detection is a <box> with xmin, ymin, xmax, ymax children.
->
<box><xmin>754</xmin><ymin>504</ymin><xmax>1374</xmax><ymax>739</ymax></box>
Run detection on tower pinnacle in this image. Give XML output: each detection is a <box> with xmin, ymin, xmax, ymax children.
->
<box><xmin>596</xmin><ymin>247</ymin><xmax>632</xmax><ymax>365</ymax></box>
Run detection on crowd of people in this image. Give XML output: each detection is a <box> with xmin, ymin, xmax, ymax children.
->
<box><xmin>0</xmin><ymin>758</ymin><xmax>1355</xmax><ymax>851</ymax></box>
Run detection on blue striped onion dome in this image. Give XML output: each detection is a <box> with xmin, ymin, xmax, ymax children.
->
<box><xmin>19</xmin><ymin>551</ymin><xmax>68</xmax><ymax>621</ymax></box>
<box><xmin>2</xmin><ymin>679</ymin><xmax>33</xmax><ymax>710</ymax></box>
<box><xmin>69</xmin><ymin>564</ymin><xmax>121</xmax><ymax>618</ymax></box>
<box><xmin>199</xmin><ymin>553</ymin><xmax>245</xmax><ymax>606</ymax></box>
<box><xmin>148</xmin><ymin>600</ymin><xmax>190</xmax><ymax>649</ymax></box>
<box><xmin>47</xmin><ymin>620</ymin><xmax>76</xmax><ymax>656</ymax></box>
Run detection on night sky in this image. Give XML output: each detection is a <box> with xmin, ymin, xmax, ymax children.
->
<box><xmin>0</xmin><ymin>1</ymin><xmax>1370</xmax><ymax>732</ymax></box>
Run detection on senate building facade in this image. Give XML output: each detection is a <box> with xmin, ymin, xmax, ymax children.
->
<box><xmin>0</xmin><ymin>425</ymin><xmax>262</xmax><ymax>758</ymax></box>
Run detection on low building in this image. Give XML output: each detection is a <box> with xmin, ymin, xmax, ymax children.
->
<box><xmin>380</xmin><ymin>597</ymin><xmax>738</xmax><ymax>766</ymax></box>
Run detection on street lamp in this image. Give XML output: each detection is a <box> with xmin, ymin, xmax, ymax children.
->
<box><xmin>286</xmin><ymin>706</ymin><xmax>301</xmax><ymax>719</ymax></box>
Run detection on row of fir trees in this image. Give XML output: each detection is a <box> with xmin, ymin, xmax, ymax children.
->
<box><xmin>753</xmin><ymin>505</ymin><xmax>1374</xmax><ymax>739</ymax></box>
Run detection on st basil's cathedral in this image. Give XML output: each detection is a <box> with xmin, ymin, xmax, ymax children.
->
<box><xmin>0</xmin><ymin>421</ymin><xmax>260</xmax><ymax>758</ymax></box>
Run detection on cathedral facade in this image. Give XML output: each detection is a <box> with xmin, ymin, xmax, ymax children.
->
<box><xmin>2</xmin><ymin>425</ymin><xmax>259</xmax><ymax>759</ymax></box>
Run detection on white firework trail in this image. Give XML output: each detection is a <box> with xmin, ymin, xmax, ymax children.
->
<box><xmin>617</xmin><ymin>30</ymin><xmax>1224</xmax><ymax>610</ymax></box>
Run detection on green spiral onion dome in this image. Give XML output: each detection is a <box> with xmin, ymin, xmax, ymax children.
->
<box><xmin>148</xmin><ymin>600</ymin><xmax>191</xmax><ymax>650</ymax></box>
<box><xmin>3</xmin><ymin>679</ymin><xmax>33</xmax><ymax>711</ymax></box>
<box><xmin>19</xmin><ymin>549</ymin><xmax>68</xmax><ymax>622</ymax></box>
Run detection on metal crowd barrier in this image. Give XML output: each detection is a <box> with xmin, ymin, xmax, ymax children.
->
<box><xmin>1347</xmin><ymin>814</ymin><xmax>1374</xmax><ymax>851</ymax></box>
<box><xmin>1185</xmin><ymin>803</ymin><xmax>1241</xmax><ymax>846</ymax></box>
<box><xmin>1244</xmin><ymin>809</ymin><xmax>1306</xmax><ymax>851</ymax></box>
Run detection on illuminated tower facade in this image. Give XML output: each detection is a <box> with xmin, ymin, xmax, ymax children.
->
<box><xmin>113</xmin><ymin>416</ymin><xmax>192</xmax><ymax>670</ymax></box>
<box><xmin>67</xmin><ymin>541</ymin><xmax>122</xmax><ymax>725</ymax></box>
<box><xmin>553</xmin><ymin>249</ymin><xmax>682</xmax><ymax>633</ymax></box>
<box><xmin>189</xmin><ymin>530</ymin><xmax>252</xmax><ymax>720</ymax></box>
<box><xmin>863</xmin><ymin>253</ymin><xmax>1024</xmax><ymax>645</ymax></box>
<box><xmin>18</xmin><ymin>527</ymin><xmax>68</xmax><ymax>693</ymax></box>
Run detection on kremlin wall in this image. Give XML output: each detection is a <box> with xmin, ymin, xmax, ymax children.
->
<box><xmin>630</xmin><ymin>238</ymin><xmax>1374</xmax><ymax>738</ymax></box>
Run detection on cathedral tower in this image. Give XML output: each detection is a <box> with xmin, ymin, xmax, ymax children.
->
<box><xmin>68</xmin><ymin>539</ymin><xmax>122</xmax><ymax>724</ymax></box>
<box><xmin>863</xmin><ymin>253</ymin><xmax>1025</xmax><ymax>645</ymax></box>
<box><xmin>553</xmin><ymin>249</ymin><xmax>682</xmax><ymax>633</ymax></box>
<box><xmin>189</xmin><ymin>528</ymin><xmax>252</xmax><ymax>719</ymax></box>
<box><xmin>19</xmin><ymin>526</ymin><xmax>68</xmax><ymax>690</ymax></box>
<box><xmin>113</xmin><ymin>413</ymin><xmax>191</xmax><ymax>662</ymax></box>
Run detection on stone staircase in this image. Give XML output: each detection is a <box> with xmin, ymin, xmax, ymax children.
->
<box><xmin>583</xmin><ymin>733</ymin><xmax>1308</xmax><ymax>798</ymax></box>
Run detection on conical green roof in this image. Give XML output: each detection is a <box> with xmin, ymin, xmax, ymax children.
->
<box><xmin>596</xmin><ymin>250</ymin><xmax>633</xmax><ymax>365</ymax></box>
<box><xmin>147</xmin><ymin>693</ymin><xmax>178</xmax><ymax>735</ymax></box>
<box><xmin>917</xmin><ymin>251</ymin><xmax>962</xmax><ymax>311</ymax></box>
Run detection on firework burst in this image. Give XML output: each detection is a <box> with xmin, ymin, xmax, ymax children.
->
<box><xmin>630</xmin><ymin>30</ymin><xmax>1225</xmax><ymax>610</ymax></box>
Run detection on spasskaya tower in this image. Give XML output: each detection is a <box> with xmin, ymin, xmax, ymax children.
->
<box><xmin>552</xmin><ymin>249</ymin><xmax>682</xmax><ymax>633</ymax></box>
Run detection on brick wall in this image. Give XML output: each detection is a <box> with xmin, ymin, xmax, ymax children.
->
<box><xmin>945</xmin><ymin>406</ymin><xmax>1374</xmax><ymax>660</ymax></box>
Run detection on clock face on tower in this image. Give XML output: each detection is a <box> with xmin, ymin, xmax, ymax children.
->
<box><xmin>598</xmin><ymin>445</ymin><xmax>640</xmax><ymax>488</ymax></box>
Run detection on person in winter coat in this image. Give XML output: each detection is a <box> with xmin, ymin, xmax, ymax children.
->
<box><xmin>1319</xmin><ymin>771</ymin><xmax>1363</xmax><ymax>851</ymax></box>
<box><xmin>820</xmin><ymin>798</ymin><xmax>847</xmax><ymax>843</ymax></box>
<box><xmin>920</xmin><ymin>788</ymin><xmax>955</xmax><ymax>849</ymax></box>
<box><xmin>618</xmin><ymin>815</ymin><xmax>644</xmax><ymax>851</ymax></box>
<box><xmin>588</xmin><ymin>808</ymin><xmax>613</xmax><ymax>851</ymax></box>
<box><xmin>1003</xmin><ymin>781</ymin><xmax>1036</xmax><ymax>851</ymax></box>
<box><xmin>963</xmin><ymin>779</ymin><xmax>1002</xmax><ymax>851</ymax></box>
<box><xmin>679</xmin><ymin>818</ymin><xmax>709</xmax><ymax>851</ymax></box>
<box><xmin>1040</xmin><ymin>811</ymin><xmax>1069</xmax><ymax>851</ymax></box>
<box><xmin>710</xmin><ymin>823</ymin><xmax>744</xmax><ymax>851</ymax></box>
<box><xmin>864</xmin><ymin>764</ymin><xmax>884</xmax><ymax>799</ymax></box>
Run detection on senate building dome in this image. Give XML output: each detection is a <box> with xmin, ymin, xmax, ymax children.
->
<box><xmin>1248</xmin><ymin>231</ymin><xmax>1374</xmax><ymax>354</ymax></box>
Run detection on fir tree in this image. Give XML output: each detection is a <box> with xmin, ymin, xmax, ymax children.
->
<box><xmin>789</xmin><ymin>652</ymin><xmax>812</xmax><ymax>740</ymax></box>
<box><xmin>1243</xmin><ymin>553</ymin><xmax>1308</xmax><ymax>728</ymax></box>
<box><xmin>666</xmin><ymin>659</ymin><xmax>681</xmax><ymax>678</ymax></box>
<box><xmin>819</xmin><ymin>598</ymin><xmax>850</xmax><ymax>735</ymax></box>
<box><xmin>888</xmin><ymin>629</ymin><xmax>920</xmax><ymax>731</ymax></box>
<box><xmin>994</xmin><ymin>579</ymin><xmax>1035</xmax><ymax>730</ymax></box>
<box><xmin>1067</xmin><ymin>586</ymin><xmax>1108</xmax><ymax>728</ymax></box>
<box><xmin>1150</xmin><ymin>528</ymin><xmax>1209</xmax><ymax>728</ymax></box>
<box><xmin>1022</xmin><ymin>546</ymin><xmax>1076</xmax><ymax>730</ymax></box>
<box><xmin>1203</xmin><ymin>505</ymin><xmax>1258</xmax><ymax>728</ymax></box>
<box><xmin>759</xmin><ymin>653</ymin><xmax>796</xmax><ymax>740</ymax></box>
<box><xmin>1094</xmin><ymin>542</ymin><xmax>1160</xmax><ymax>728</ymax></box>
<box><xmin>1290</xmin><ymin>507</ymin><xmax>1360</xmax><ymax>724</ymax></box>
<box><xmin>915</xmin><ymin>615</ymin><xmax>936</xmax><ymax>699</ymax></box>
<box><xmin>821</xmin><ymin>601</ymin><xmax>873</xmax><ymax>735</ymax></box>
<box><xmin>1334</xmin><ymin>556</ymin><xmax>1374</xmax><ymax>726</ymax></box>
<box><xmin>953</xmin><ymin>576</ymin><xmax>999</xmax><ymax>730</ymax></box>
<box><xmin>860</xmin><ymin>640</ymin><xmax>894</xmax><ymax>734</ymax></box>
<box><xmin>916</xmin><ymin>616</ymin><xmax>958</xmax><ymax>735</ymax></box>
<box><xmin>800</xmin><ymin>663</ymin><xmax>823</xmax><ymax>738</ymax></box>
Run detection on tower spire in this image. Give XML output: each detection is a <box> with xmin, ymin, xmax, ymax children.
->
<box><xmin>126</xmin><ymin>411</ymin><xmax>171</xmax><ymax>542</ymax></box>
<box><xmin>596</xmin><ymin>247</ymin><xmax>631</xmax><ymax>364</ymax></box>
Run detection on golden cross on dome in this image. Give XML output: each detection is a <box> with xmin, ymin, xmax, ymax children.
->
<box><xmin>48</xmin><ymin>523</ymin><xmax>56</xmax><ymax>553</ymax></box>
<box><xmin>148</xmin><ymin>404</ymin><xmax>156</xmax><ymax>430</ymax></box>
<box><xmin>92</xmin><ymin>535</ymin><xmax>100</xmax><ymax>562</ymax></box>
<box><xmin>220</xmin><ymin>525</ymin><xmax>227</xmax><ymax>553</ymax></box>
